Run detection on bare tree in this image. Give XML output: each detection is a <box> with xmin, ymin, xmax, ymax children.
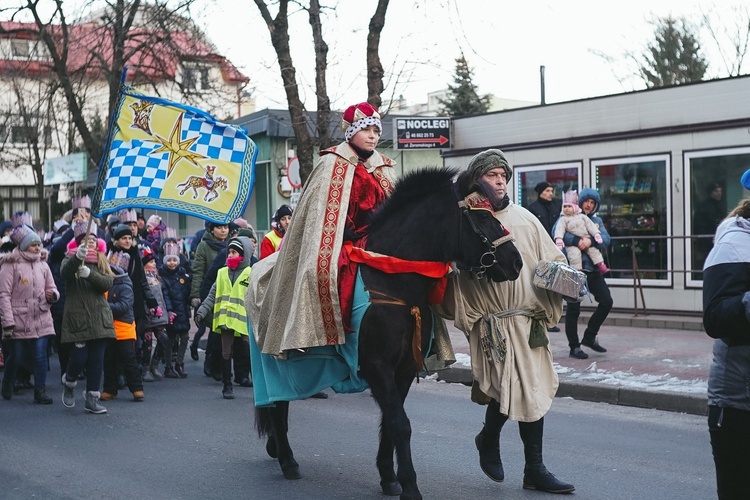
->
<box><xmin>2</xmin><ymin>0</ymin><xmax>238</xmax><ymax>170</ymax></box>
<box><xmin>0</xmin><ymin>65</ymin><xmax>66</xmax><ymax>228</ymax></box>
<box><xmin>252</xmin><ymin>0</ymin><xmax>391</xmax><ymax>183</ymax></box>
<box><xmin>700</xmin><ymin>4</ymin><xmax>750</xmax><ymax>77</ymax></box>
<box><xmin>366</xmin><ymin>0</ymin><xmax>389</xmax><ymax>109</ymax></box>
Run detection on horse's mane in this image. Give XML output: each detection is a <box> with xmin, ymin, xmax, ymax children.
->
<box><xmin>371</xmin><ymin>167</ymin><xmax>458</xmax><ymax>228</ymax></box>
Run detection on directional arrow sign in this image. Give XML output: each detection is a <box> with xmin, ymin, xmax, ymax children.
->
<box><xmin>398</xmin><ymin>135</ymin><xmax>449</xmax><ymax>146</ymax></box>
<box><xmin>393</xmin><ymin>117</ymin><xmax>451</xmax><ymax>150</ymax></box>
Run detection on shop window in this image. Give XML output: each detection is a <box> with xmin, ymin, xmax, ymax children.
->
<box><xmin>515</xmin><ymin>162</ymin><xmax>581</xmax><ymax>208</ymax></box>
<box><xmin>685</xmin><ymin>147</ymin><xmax>750</xmax><ymax>285</ymax></box>
<box><xmin>593</xmin><ymin>155</ymin><xmax>671</xmax><ymax>285</ymax></box>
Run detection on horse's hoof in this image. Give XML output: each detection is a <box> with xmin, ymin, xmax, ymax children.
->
<box><xmin>266</xmin><ymin>437</ymin><xmax>277</xmax><ymax>459</ymax></box>
<box><xmin>282</xmin><ymin>465</ymin><xmax>302</xmax><ymax>480</ymax></box>
<box><xmin>381</xmin><ymin>480</ymin><xmax>402</xmax><ymax>496</ymax></box>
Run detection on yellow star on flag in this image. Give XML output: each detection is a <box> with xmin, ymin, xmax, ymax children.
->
<box><xmin>150</xmin><ymin>113</ymin><xmax>206</xmax><ymax>176</ymax></box>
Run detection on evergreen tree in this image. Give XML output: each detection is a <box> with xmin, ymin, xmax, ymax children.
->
<box><xmin>439</xmin><ymin>56</ymin><xmax>491</xmax><ymax>116</ymax></box>
<box><xmin>640</xmin><ymin>16</ymin><xmax>708</xmax><ymax>88</ymax></box>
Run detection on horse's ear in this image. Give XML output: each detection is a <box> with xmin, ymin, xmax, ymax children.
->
<box><xmin>455</xmin><ymin>170</ymin><xmax>473</xmax><ymax>198</ymax></box>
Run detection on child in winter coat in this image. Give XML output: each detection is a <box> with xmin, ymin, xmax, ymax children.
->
<box><xmin>102</xmin><ymin>251</ymin><xmax>145</xmax><ymax>401</ymax></box>
<box><xmin>61</xmin><ymin>226</ymin><xmax>115</xmax><ymax>414</ymax></box>
<box><xmin>553</xmin><ymin>191</ymin><xmax>610</xmax><ymax>274</ymax></box>
<box><xmin>0</xmin><ymin>215</ymin><xmax>59</xmax><ymax>404</ymax></box>
<box><xmin>140</xmin><ymin>251</ymin><xmax>169</xmax><ymax>381</ymax></box>
<box><xmin>160</xmin><ymin>242</ymin><xmax>192</xmax><ymax>378</ymax></box>
<box><xmin>195</xmin><ymin>236</ymin><xmax>253</xmax><ymax>400</ymax></box>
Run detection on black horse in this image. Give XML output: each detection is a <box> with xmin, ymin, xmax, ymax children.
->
<box><xmin>254</xmin><ymin>167</ymin><xmax>523</xmax><ymax>500</ymax></box>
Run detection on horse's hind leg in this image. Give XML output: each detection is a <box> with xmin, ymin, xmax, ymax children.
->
<box><xmin>369</xmin><ymin>372</ymin><xmax>422</xmax><ymax>500</ymax></box>
<box><xmin>259</xmin><ymin>402</ymin><xmax>301</xmax><ymax>479</ymax></box>
<box><xmin>377</xmin><ymin>422</ymin><xmax>401</xmax><ymax>496</ymax></box>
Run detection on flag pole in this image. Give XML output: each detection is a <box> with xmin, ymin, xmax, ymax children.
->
<box><xmin>91</xmin><ymin>67</ymin><xmax>129</xmax><ymax>218</ymax></box>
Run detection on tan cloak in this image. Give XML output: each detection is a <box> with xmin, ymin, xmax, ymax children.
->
<box><xmin>436</xmin><ymin>202</ymin><xmax>566</xmax><ymax>422</ymax></box>
<box><xmin>248</xmin><ymin>142</ymin><xmax>396</xmax><ymax>357</ymax></box>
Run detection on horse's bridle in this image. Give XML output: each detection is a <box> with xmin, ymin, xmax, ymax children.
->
<box><xmin>452</xmin><ymin>183</ymin><xmax>515</xmax><ymax>279</ymax></box>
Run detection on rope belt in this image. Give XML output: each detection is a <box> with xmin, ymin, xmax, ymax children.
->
<box><xmin>480</xmin><ymin>309</ymin><xmax>549</xmax><ymax>362</ymax></box>
<box><xmin>368</xmin><ymin>289</ymin><xmax>425</xmax><ymax>382</ymax></box>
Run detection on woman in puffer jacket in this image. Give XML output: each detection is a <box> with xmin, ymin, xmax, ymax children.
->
<box><xmin>0</xmin><ymin>225</ymin><xmax>59</xmax><ymax>404</ymax></box>
<box><xmin>60</xmin><ymin>227</ymin><xmax>115</xmax><ymax>414</ymax></box>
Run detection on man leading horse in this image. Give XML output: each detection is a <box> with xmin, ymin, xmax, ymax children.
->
<box><xmin>435</xmin><ymin>149</ymin><xmax>576</xmax><ymax>494</ymax></box>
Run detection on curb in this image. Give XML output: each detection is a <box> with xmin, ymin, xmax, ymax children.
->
<box><xmin>435</xmin><ymin>366</ymin><xmax>707</xmax><ymax>417</ymax></box>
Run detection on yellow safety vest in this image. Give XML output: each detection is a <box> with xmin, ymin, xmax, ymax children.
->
<box><xmin>264</xmin><ymin>230</ymin><xmax>283</xmax><ymax>253</ymax></box>
<box><xmin>212</xmin><ymin>266</ymin><xmax>251</xmax><ymax>336</ymax></box>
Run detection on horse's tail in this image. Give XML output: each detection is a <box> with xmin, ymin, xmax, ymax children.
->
<box><xmin>255</xmin><ymin>406</ymin><xmax>274</xmax><ymax>438</ymax></box>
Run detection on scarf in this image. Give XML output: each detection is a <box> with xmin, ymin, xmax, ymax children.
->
<box><xmin>226</xmin><ymin>255</ymin><xmax>243</xmax><ymax>270</ymax></box>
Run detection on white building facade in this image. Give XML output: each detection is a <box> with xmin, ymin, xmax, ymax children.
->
<box><xmin>443</xmin><ymin>76</ymin><xmax>750</xmax><ymax>314</ymax></box>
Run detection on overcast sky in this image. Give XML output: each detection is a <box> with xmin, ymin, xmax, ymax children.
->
<box><xmin>196</xmin><ymin>0</ymin><xmax>746</xmax><ymax>112</ymax></box>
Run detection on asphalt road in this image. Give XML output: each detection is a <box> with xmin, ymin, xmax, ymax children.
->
<box><xmin>0</xmin><ymin>359</ymin><xmax>715</xmax><ymax>499</ymax></box>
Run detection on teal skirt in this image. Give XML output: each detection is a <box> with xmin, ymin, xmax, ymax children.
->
<box><xmin>249</xmin><ymin>270</ymin><xmax>371</xmax><ymax>407</ymax></box>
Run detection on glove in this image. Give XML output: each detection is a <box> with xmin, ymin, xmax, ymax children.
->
<box><xmin>191</xmin><ymin>298</ymin><xmax>201</xmax><ymax>308</ymax></box>
<box><xmin>76</xmin><ymin>245</ymin><xmax>88</xmax><ymax>260</ymax></box>
<box><xmin>194</xmin><ymin>313</ymin><xmax>203</xmax><ymax>327</ymax></box>
<box><xmin>594</xmin><ymin>233</ymin><xmax>603</xmax><ymax>244</ymax></box>
<box><xmin>149</xmin><ymin>306</ymin><xmax>163</xmax><ymax>318</ymax></box>
<box><xmin>555</xmin><ymin>238</ymin><xmax>564</xmax><ymax>250</ymax></box>
<box><xmin>169</xmin><ymin>312</ymin><xmax>177</xmax><ymax>324</ymax></box>
<box><xmin>77</xmin><ymin>265</ymin><xmax>91</xmax><ymax>279</ymax></box>
<box><xmin>2</xmin><ymin>327</ymin><xmax>13</xmax><ymax>339</ymax></box>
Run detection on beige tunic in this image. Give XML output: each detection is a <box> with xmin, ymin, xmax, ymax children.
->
<box><xmin>438</xmin><ymin>202</ymin><xmax>566</xmax><ymax>422</ymax></box>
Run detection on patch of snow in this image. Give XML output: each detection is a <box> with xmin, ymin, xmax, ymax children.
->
<box><xmin>454</xmin><ymin>353</ymin><xmax>472</xmax><ymax>368</ymax></box>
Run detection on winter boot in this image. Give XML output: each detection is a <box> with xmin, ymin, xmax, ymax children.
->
<box><xmin>595</xmin><ymin>261</ymin><xmax>610</xmax><ymax>275</ymax></box>
<box><xmin>84</xmin><ymin>391</ymin><xmax>107</xmax><ymax>414</ymax></box>
<box><xmin>149</xmin><ymin>357</ymin><xmax>163</xmax><ymax>381</ymax></box>
<box><xmin>519</xmin><ymin>418</ymin><xmax>575</xmax><ymax>494</ymax></box>
<box><xmin>1</xmin><ymin>376</ymin><xmax>12</xmax><ymax>400</ymax></box>
<box><xmin>61</xmin><ymin>374</ymin><xmax>77</xmax><ymax>408</ymax></box>
<box><xmin>475</xmin><ymin>399</ymin><xmax>508</xmax><ymax>482</ymax></box>
<box><xmin>175</xmin><ymin>363</ymin><xmax>188</xmax><ymax>378</ymax></box>
<box><xmin>100</xmin><ymin>391</ymin><xmax>117</xmax><ymax>401</ymax></box>
<box><xmin>581</xmin><ymin>330</ymin><xmax>607</xmax><ymax>353</ymax></box>
<box><xmin>34</xmin><ymin>386</ymin><xmax>53</xmax><ymax>405</ymax></box>
<box><xmin>164</xmin><ymin>364</ymin><xmax>179</xmax><ymax>379</ymax></box>
<box><xmin>141</xmin><ymin>366</ymin><xmax>154</xmax><ymax>383</ymax></box>
<box><xmin>222</xmin><ymin>359</ymin><xmax>234</xmax><ymax>400</ymax></box>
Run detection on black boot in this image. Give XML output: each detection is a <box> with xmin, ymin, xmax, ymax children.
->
<box><xmin>519</xmin><ymin>418</ymin><xmax>575</xmax><ymax>494</ymax></box>
<box><xmin>581</xmin><ymin>330</ymin><xmax>607</xmax><ymax>353</ymax></box>
<box><xmin>1</xmin><ymin>376</ymin><xmax>12</xmax><ymax>400</ymax></box>
<box><xmin>222</xmin><ymin>359</ymin><xmax>234</xmax><ymax>400</ymax></box>
<box><xmin>475</xmin><ymin>399</ymin><xmax>507</xmax><ymax>482</ymax></box>
<box><xmin>34</xmin><ymin>386</ymin><xmax>53</xmax><ymax>405</ymax></box>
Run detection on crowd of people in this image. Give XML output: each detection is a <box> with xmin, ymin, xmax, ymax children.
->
<box><xmin>0</xmin><ymin>101</ymin><xmax>606</xmax><ymax>494</ymax></box>
<box><xmin>0</xmin><ymin>195</ymin><xmax>263</xmax><ymax>412</ymax></box>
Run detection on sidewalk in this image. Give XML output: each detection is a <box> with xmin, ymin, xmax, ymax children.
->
<box><xmin>436</xmin><ymin>312</ymin><xmax>713</xmax><ymax>416</ymax></box>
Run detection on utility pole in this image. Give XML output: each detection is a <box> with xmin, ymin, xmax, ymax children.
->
<box><xmin>540</xmin><ymin>65</ymin><xmax>546</xmax><ymax>105</ymax></box>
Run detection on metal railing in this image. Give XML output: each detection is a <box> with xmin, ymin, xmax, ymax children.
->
<box><xmin>603</xmin><ymin>234</ymin><xmax>713</xmax><ymax>316</ymax></box>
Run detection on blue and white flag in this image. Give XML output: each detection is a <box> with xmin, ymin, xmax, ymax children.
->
<box><xmin>92</xmin><ymin>84</ymin><xmax>257</xmax><ymax>224</ymax></box>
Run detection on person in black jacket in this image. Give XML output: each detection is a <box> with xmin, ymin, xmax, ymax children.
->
<box><xmin>161</xmin><ymin>244</ymin><xmax>192</xmax><ymax>378</ymax></box>
<box><xmin>703</xmin><ymin>188</ymin><xmax>750</xmax><ymax>500</ymax></box>
<box><xmin>109</xmin><ymin>224</ymin><xmax>159</xmax><ymax>372</ymax></box>
<box><xmin>526</xmin><ymin>181</ymin><xmax>561</xmax><ymax>237</ymax></box>
<box><xmin>527</xmin><ymin>181</ymin><xmax>563</xmax><ymax>333</ymax></box>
